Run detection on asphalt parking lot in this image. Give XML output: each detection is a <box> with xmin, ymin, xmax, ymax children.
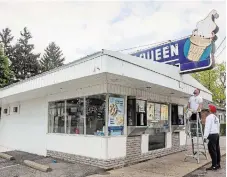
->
<box><xmin>0</xmin><ymin>151</ymin><xmax>104</xmax><ymax>177</ymax></box>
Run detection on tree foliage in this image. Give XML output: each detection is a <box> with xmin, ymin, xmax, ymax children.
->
<box><xmin>191</xmin><ymin>62</ymin><xmax>226</xmax><ymax>108</ymax></box>
<box><xmin>10</xmin><ymin>27</ymin><xmax>40</xmax><ymax>81</ymax></box>
<box><xmin>40</xmin><ymin>42</ymin><xmax>65</xmax><ymax>72</ymax></box>
<box><xmin>0</xmin><ymin>28</ymin><xmax>15</xmax><ymax>63</ymax></box>
<box><xmin>0</xmin><ymin>44</ymin><xmax>13</xmax><ymax>88</ymax></box>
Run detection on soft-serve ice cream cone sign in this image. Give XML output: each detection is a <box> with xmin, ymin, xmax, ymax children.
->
<box><xmin>131</xmin><ymin>10</ymin><xmax>219</xmax><ymax>74</ymax></box>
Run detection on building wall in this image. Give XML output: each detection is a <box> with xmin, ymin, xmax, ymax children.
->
<box><xmin>0</xmin><ymin>84</ymin><xmax>107</xmax><ymax>156</ymax></box>
<box><xmin>0</xmin><ymin>82</ymin><xmax>188</xmax><ymax>167</ymax></box>
<box><xmin>201</xmin><ymin>109</ymin><xmax>226</xmax><ymax>125</ymax></box>
<box><xmin>47</xmin><ymin>133</ymin><xmax>186</xmax><ymax>169</ymax></box>
<box><xmin>0</xmin><ymin>97</ymin><xmax>48</xmax><ymax>156</ymax></box>
<box><xmin>217</xmin><ymin>110</ymin><xmax>226</xmax><ymax>124</ymax></box>
<box><xmin>47</xmin><ymin>134</ymin><xmax>107</xmax><ymax>159</ymax></box>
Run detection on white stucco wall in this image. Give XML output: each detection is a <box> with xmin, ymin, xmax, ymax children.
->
<box><xmin>166</xmin><ymin>132</ymin><xmax>172</xmax><ymax>148</ymax></box>
<box><xmin>0</xmin><ymin>80</ymin><xmax>188</xmax><ymax>158</ymax></box>
<box><xmin>107</xmin><ymin>136</ymin><xmax>127</xmax><ymax>159</ymax></box>
<box><xmin>47</xmin><ymin>134</ymin><xmax>107</xmax><ymax>159</ymax></box>
<box><xmin>0</xmin><ymin>97</ymin><xmax>48</xmax><ymax>156</ymax></box>
<box><xmin>179</xmin><ymin>131</ymin><xmax>187</xmax><ymax>146</ymax></box>
<box><xmin>141</xmin><ymin>134</ymin><xmax>149</xmax><ymax>153</ymax></box>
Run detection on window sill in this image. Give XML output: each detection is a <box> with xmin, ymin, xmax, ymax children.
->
<box><xmin>46</xmin><ymin>133</ymin><xmax>127</xmax><ymax>138</ymax></box>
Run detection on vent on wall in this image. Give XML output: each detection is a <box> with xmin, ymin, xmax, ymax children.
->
<box><xmin>3</xmin><ymin>107</ymin><xmax>10</xmax><ymax>115</ymax></box>
<box><xmin>13</xmin><ymin>105</ymin><xmax>20</xmax><ymax>114</ymax></box>
<box><xmin>13</xmin><ymin>107</ymin><xmax>18</xmax><ymax>113</ymax></box>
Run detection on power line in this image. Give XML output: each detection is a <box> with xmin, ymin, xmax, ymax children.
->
<box><xmin>215</xmin><ymin>45</ymin><xmax>226</xmax><ymax>59</ymax></box>
<box><xmin>117</xmin><ymin>40</ymin><xmax>169</xmax><ymax>52</ymax></box>
<box><xmin>117</xmin><ymin>35</ymin><xmax>190</xmax><ymax>52</ymax></box>
<box><xmin>215</xmin><ymin>36</ymin><xmax>226</xmax><ymax>53</ymax></box>
<box><xmin>117</xmin><ymin>35</ymin><xmax>226</xmax><ymax>55</ymax></box>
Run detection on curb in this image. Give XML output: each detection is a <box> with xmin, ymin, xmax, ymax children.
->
<box><xmin>183</xmin><ymin>153</ymin><xmax>226</xmax><ymax>177</ymax></box>
<box><xmin>0</xmin><ymin>152</ymin><xmax>15</xmax><ymax>161</ymax></box>
<box><xmin>23</xmin><ymin>160</ymin><xmax>52</xmax><ymax>172</ymax></box>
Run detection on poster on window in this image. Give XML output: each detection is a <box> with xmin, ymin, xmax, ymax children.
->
<box><xmin>108</xmin><ymin>97</ymin><xmax>124</xmax><ymax>127</ymax></box>
<box><xmin>161</xmin><ymin>105</ymin><xmax>169</xmax><ymax>120</ymax></box>
<box><xmin>178</xmin><ymin>106</ymin><xmax>184</xmax><ymax>125</ymax></box>
<box><xmin>136</xmin><ymin>100</ymin><xmax>146</xmax><ymax>113</ymax></box>
<box><xmin>154</xmin><ymin>104</ymin><xmax>161</xmax><ymax>121</ymax></box>
<box><xmin>147</xmin><ymin>102</ymin><xmax>155</xmax><ymax>121</ymax></box>
<box><xmin>178</xmin><ymin>106</ymin><xmax>184</xmax><ymax>116</ymax></box>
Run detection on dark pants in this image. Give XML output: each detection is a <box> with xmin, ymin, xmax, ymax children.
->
<box><xmin>208</xmin><ymin>134</ymin><xmax>221</xmax><ymax>167</ymax></box>
<box><xmin>190</xmin><ymin>112</ymin><xmax>201</xmax><ymax>121</ymax></box>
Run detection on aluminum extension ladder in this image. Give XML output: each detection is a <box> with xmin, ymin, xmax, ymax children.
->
<box><xmin>184</xmin><ymin>111</ymin><xmax>208</xmax><ymax>163</ymax></box>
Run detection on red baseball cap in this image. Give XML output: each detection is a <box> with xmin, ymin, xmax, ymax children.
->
<box><xmin>208</xmin><ymin>104</ymin><xmax>217</xmax><ymax>113</ymax></box>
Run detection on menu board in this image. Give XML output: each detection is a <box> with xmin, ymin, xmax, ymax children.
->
<box><xmin>154</xmin><ymin>104</ymin><xmax>161</xmax><ymax>121</ymax></box>
<box><xmin>108</xmin><ymin>97</ymin><xmax>124</xmax><ymax>127</ymax></box>
<box><xmin>178</xmin><ymin>106</ymin><xmax>184</xmax><ymax>116</ymax></box>
<box><xmin>136</xmin><ymin>100</ymin><xmax>146</xmax><ymax>113</ymax></box>
<box><xmin>161</xmin><ymin>105</ymin><xmax>169</xmax><ymax>120</ymax></box>
<box><xmin>147</xmin><ymin>102</ymin><xmax>155</xmax><ymax>121</ymax></box>
<box><xmin>178</xmin><ymin>105</ymin><xmax>184</xmax><ymax>125</ymax></box>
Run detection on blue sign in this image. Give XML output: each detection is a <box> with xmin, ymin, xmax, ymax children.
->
<box><xmin>131</xmin><ymin>10</ymin><xmax>219</xmax><ymax>74</ymax></box>
<box><xmin>131</xmin><ymin>37</ymin><xmax>215</xmax><ymax>74</ymax></box>
<box><xmin>108</xmin><ymin>126</ymin><xmax>124</xmax><ymax>136</ymax></box>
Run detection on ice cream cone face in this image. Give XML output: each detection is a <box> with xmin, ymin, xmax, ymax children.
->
<box><xmin>185</xmin><ymin>10</ymin><xmax>219</xmax><ymax>62</ymax></box>
<box><xmin>190</xmin><ymin>35</ymin><xmax>211</xmax><ymax>47</ymax></box>
<box><xmin>187</xmin><ymin>35</ymin><xmax>212</xmax><ymax>62</ymax></box>
<box><xmin>195</xmin><ymin>9</ymin><xmax>219</xmax><ymax>39</ymax></box>
<box><xmin>131</xmin><ymin>10</ymin><xmax>219</xmax><ymax>74</ymax></box>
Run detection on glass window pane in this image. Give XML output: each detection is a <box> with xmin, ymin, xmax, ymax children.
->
<box><xmin>48</xmin><ymin>101</ymin><xmax>65</xmax><ymax>133</ymax></box>
<box><xmin>86</xmin><ymin>95</ymin><xmax>106</xmax><ymax>136</ymax></box>
<box><xmin>66</xmin><ymin>98</ymin><xmax>84</xmax><ymax>134</ymax></box>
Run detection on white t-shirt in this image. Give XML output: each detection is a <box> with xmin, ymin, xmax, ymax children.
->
<box><xmin>204</xmin><ymin>114</ymin><xmax>220</xmax><ymax>139</ymax></box>
<box><xmin>188</xmin><ymin>95</ymin><xmax>203</xmax><ymax>112</ymax></box>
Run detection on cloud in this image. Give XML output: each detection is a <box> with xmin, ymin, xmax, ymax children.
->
<box><xmin>0</xmin><ymin>1</ymin><xmax>225</xmax><ymax>63</ymax></box>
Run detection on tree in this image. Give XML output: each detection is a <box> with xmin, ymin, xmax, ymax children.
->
<box><xmin>0</xmin><ymin>28</ymin><xmax>14</xmax><ymax>63</ymax></box>
<box><xmin>10</xmin><ymin>27</ymin><xmax>40</xmax><ymax>81</ymax></box>
<box><xmin>40</xmin><ymin>42</ymin><xmax>65</xmax><ymax>72</ymax></box>
<box><xmin>0</xmin><ymin>43</ymin><xmax>13</xmax><ymax>88</ymax></box>
<box><xmin>191</xmin><ymin>62</ymin><xmax>226</xmax><ymax>108</ymax></box>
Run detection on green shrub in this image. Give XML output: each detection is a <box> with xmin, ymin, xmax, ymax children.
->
<box><xmin>220</xmin><ymin>124</ymin><xmax>226</xmax><ymax>136</ymax></box>
<box><xmin>201</xmin><ymin>124</ymin><xmax>225</xmax><ymax>136</ymax></box>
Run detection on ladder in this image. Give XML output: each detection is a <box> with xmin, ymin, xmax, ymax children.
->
<box><xmin>184</xmin><ymin>111</ymin><xmax>208</xmax><ymax>163</ymax></box>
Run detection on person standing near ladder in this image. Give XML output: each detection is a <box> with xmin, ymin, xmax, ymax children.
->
<box><xmin>188</xmin><ymin>88</ymin><xmax>203</xmax><ymax>120</ymax></box>
<box><xmin>204</xmin><ymin>104</ymin><xmax>221</xmax><ymax>171</ymax></box>
<box><xmin>187</xmin><ymin>88</ymin><xmax>203</xmax><ymax>155</ymax></box>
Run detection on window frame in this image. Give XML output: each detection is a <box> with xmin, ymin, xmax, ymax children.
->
<box><xmin>171</xmin><ymin>104</ymin><xmax>185</xmax><ymax>126</ymax></box>
<box><xmin>3</xmin><ymin>107</ymin><xmax>10</xmax><ymax>116</ymax></box>
<box><xmin>146</xmin><ymin>101</ymin><xmax>170</xmax><ymax>131</ymax></box>
<box><xmin>47</xmin><ymin>94</ymin><xmax>108</xmax><ymax>136</ymax></box>
<box><xmin>12</xmin><ymin>105</ymin><xmax>20</xmax><ymax>114</ymax></box>
<box><xmin>66</xmin><ymin>98</ymin><xmax>85</xmax><ymax>134</ymax></box>
<box><xmin>48</xmin><ymin>100</ymin><xmax>66</xmax><ymax>134</ymax></box>
<box><xmin>85</xmin><ymin>94</ymin><xmax>107</xmax><ymax>136</ymax></box>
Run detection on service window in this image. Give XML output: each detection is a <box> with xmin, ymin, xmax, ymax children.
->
<box><xmin>146</xmin><ymin>102</ymin><xmax>169</xmax><ymax>151</ymax></box>
<box><xmin>171</xmin><ymin>104</ymin><xmax>184</xmax><ymax>125</ymax></box>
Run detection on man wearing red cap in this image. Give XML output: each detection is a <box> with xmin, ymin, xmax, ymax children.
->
<box><xmin>204</xmin><ymin>104</ymin><xmax>221</xmax><ymax>171</ymax></box>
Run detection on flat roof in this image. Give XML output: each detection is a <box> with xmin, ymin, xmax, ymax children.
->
<box><xmin>0</xmin><ymin>49</ymin><xmax>212</xmax><ymax>101</ymax></box>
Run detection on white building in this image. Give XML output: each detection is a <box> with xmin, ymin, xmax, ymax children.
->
<box><xmin>0</xmin><ymin>49</ymin><xmax>212</xmax><ymax>169</ymax></box>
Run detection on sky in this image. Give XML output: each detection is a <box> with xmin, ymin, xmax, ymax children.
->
<box><xmin>0</xmin><ymin>1</ymin><xmax>226</xmax><ymax>64</ymax></box>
